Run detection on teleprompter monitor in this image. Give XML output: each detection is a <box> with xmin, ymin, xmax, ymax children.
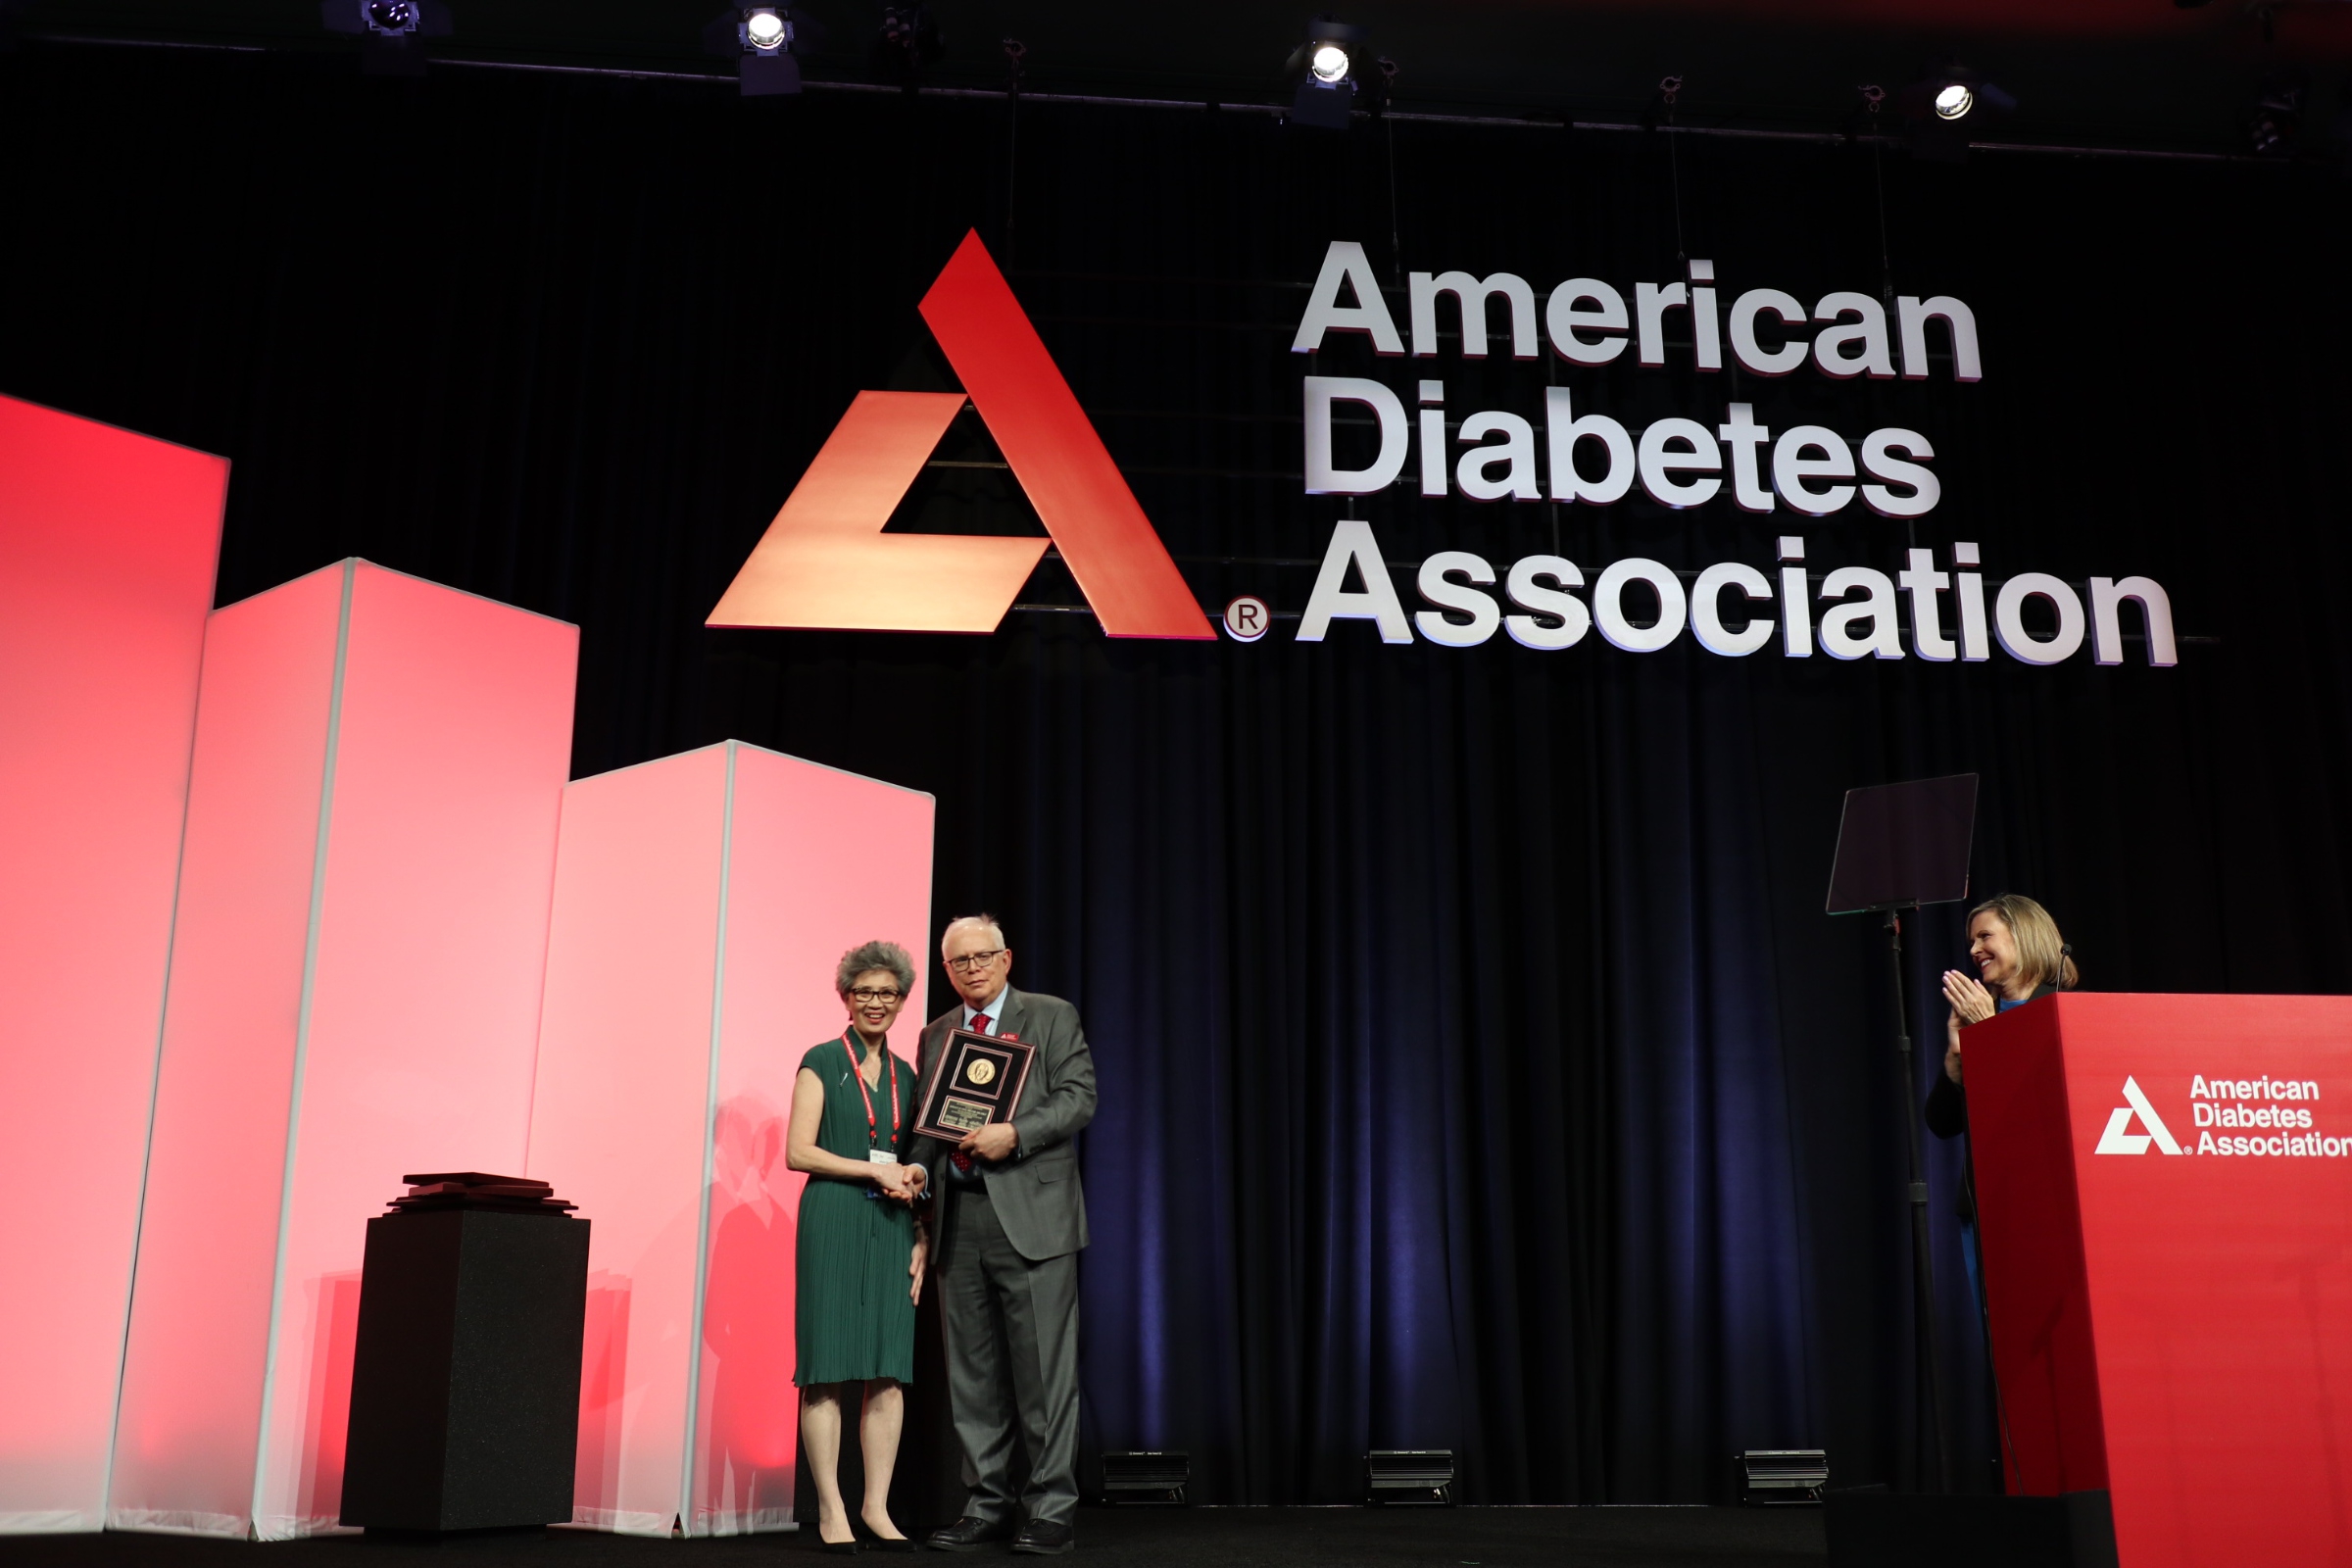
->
<box><xmin>1825</xmin><ymin>773</ymin><xmax>1979</xmax><ymax>914</ymax></box>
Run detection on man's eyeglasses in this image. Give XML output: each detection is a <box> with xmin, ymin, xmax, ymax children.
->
<box><xmin>944</xmin><ymin>950</ymin><xmax>1004</xmax><ymax>972</ymax></box>
<box><xmin>849</xmin><ymin>987</ymin><xmax>905</xmax><ymax>1004</ymax></box>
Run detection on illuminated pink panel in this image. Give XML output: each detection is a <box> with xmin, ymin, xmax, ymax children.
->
<box><xmin>527</xmin><ymin>742</ymin><xmax>932</xmax><ymax>1538</ymax></box>
<box><xmin>111</xmin><ymin>561</ymin><xmax>576</xmax><ymax>1541</ymax></box>
<box><xmin>0</xmin><ymin>396</ymin><xmax>225</xmax><ymax>1535</ymax></box>
<box><xmin>525</xmin><ymin>747</ymin><xmax>730</xmax><ymax>1539</ymax></box>
<box><xmin>108</xmin><ymin>568</ymin><xmax>342</xmax><ymax>1540</ymax></box>
<box><xmin>696</xmin><ymin>748</ymin><xmax>934</xmax><ymax>1535</ymax></box>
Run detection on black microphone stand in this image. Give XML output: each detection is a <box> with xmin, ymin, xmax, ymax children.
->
<box><xmin>1886</xmin><ymin>906</ymin><xmax>1954</xmax><ymax>1493</ymax></box>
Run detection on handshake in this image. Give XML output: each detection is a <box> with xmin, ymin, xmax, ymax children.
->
<box><xmin>867</xmin><ymin>1120</ymin><xmax>1022</xmax><ymax>1203</ymax></box>
<box><xmin>871</xmin><ymin>1161</ymin><xmax>928</xmax><ymax>1204</ymax></box>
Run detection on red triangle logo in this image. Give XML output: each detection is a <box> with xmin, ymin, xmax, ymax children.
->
<box><xmin>709</xmin><ymin>231</ymin><xmax>1213</xmax><ymax>639</ymax></box>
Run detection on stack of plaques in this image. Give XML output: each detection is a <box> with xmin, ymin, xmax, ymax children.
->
<box><xmin>387</xmin><ymin>1171</ymin><xmax>577</xmax><ymax>1215</ymax></box>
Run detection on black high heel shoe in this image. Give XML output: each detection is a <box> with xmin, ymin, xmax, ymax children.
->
<box><xmin>858</xmin><ymin>1519</ymin><xmax>920</xmax><ymax>1552</ymax></box>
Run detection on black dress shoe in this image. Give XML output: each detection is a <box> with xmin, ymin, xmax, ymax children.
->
<box><xmin>815</xmin><ymin>1534</ymin><xmax>860</xmax><ymax>1555</ymax></box>
<box><xmin>925</xmin><ymin>1517</ymin><xmax>1012</xmax><ymax>1551</ymax></box>
<box><xmin>860</xmin><ymin>1534</ymin><xmax>920</xmax><ymax>1553</ymax></box>
<box><xmin>1010</xmin><ymin>1520</ymin><xmax>1072</xmax><ymax>1556</ymax></box>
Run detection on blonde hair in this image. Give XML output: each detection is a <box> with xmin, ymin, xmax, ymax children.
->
<box><xmin>1968</xmin><ymin>893</ymin><xmax>2079</xmax><ymax>992</ymax></box>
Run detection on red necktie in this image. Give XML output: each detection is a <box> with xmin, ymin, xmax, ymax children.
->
<box><xmin>951</xmin><ymin>1010</ymin><xmax>989</xmax><ymax>1174</ymax></box>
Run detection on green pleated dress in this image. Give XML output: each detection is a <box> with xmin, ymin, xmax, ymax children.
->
<box><xmin>794</xmin><ymin>1035</ymin><xmax>918</xmax><ymax>1387</ymax></box>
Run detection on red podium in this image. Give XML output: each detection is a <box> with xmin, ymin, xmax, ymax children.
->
<box><xmin>1968</xmin><ymin>993</ymin><xmax>2352</xmax><ymax>1568</ymax></box>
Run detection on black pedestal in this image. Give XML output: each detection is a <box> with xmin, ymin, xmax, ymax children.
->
<box><xmin>1825</xmin><ymin>1488</ymin><xmax>2118</xmax><ymax>1568</ymax></box>
<box><xmin>339</xmin><ymin>1207</ymin><xmax>591</xmax><ymax>1532</ymax></box>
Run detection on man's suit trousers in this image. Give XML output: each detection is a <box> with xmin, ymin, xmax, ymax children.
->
<box><xmin>939</xmin><ymin>1182</ymin><xmax>1080</xmax><ymax>1527</ymax></box>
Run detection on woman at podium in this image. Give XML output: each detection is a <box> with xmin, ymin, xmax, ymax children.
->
<box><xmin>1927</xmin><ymin>894</ymin><xmax>2079</xmax><ymax>1310</ymax></box>
<box><xmin>1928</xmin><ymin>892</ymin><xmax>2080</xmax><ymax>1136</ymax></box>
<box><xmin>788</xmin><ymin>940</ymin><xmax>930</xmax><ymax>1552</ymax></box>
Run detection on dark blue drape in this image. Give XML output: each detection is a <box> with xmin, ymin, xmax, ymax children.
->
<box><xmin>4</xmin><ymin>43</ymin><xmax>2348</xmax><ymax>1505</ymax></box>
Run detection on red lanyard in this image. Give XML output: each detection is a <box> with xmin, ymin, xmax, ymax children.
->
<box><xmin>843</xmin><ymin>1031</ymin><xmax>899</xmax><ymax>1148</ymax></box>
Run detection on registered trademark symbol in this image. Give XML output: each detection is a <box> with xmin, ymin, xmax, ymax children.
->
<box><xmin>1223</xmin><ymin>595</ymin><xmax>1271</xmax><ymax>642</ymax></box>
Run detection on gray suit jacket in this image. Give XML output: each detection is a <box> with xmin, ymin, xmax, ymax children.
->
<box><xmin>912</xmin><ymin>986</ymin><xmax>1097</xmax><ymax>1262</ymax></box>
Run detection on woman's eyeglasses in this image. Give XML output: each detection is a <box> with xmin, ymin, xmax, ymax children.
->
<box><xmin>849</xmin><ymin>987</ymin><xmax>905</xmax><ymax>1004</ymax></box>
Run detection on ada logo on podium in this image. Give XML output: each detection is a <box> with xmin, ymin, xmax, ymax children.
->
<box><xmin>2098</xmin><ymin>1072</ymin><xmax>2352</xmax><ymax>1158</ymax></box>
<box><xmin>2096</xmin><ymin>1077</ymin><xmax>2183</xmax><ymax>1155</ymax></box>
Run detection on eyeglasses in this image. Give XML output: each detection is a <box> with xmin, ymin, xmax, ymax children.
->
<box><xmin>848</xmin><ymin>987</ymin><xmax>905</xmax><ymax>1004</ymax></box>
<box><xmin>944</xmin><ymin>950</ymin><xmax>1004</xmax><ymax>972</ymax></box>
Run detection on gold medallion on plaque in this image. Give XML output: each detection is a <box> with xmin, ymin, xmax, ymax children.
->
<box><xmin>966</xmin><ymin>1058</ymin><xmax>998</xmax><ymax>1086</ymax></box>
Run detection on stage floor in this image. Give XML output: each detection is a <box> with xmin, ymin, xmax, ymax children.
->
<box><xmin>0</xmin><ymin>1507</ymin><xmax>1824</xmax><ymax>1568</ymax></box>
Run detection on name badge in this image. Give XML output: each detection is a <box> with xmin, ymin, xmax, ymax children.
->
<box><xmin>868</xmin><ymin>1150</ymin><xmax>900</xmax><ymax>1166</ymax></box>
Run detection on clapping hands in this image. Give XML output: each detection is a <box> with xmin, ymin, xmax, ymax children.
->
<box><xmin>1942</xmin><ymin>969</ymin><xmax>1997</xmax><ymax>1026</ymax></box>
<box><xmin>1939</xmin><ymin>968</ymin><xmax>1996</xmax><ymax>1085</ymax></box>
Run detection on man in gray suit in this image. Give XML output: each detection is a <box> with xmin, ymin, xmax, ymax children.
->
<box><xmin>907</xmin><ymin>914</ymin><xmax>1095</xmax><ymax>1555</ymax></box>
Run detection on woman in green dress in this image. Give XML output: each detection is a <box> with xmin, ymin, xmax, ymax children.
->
<box><xmin>789</xmin><ymin>940</ymin><xmax>930</xmax><ymax>1551</ymax></box>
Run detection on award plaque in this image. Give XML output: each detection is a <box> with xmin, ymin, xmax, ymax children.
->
<box><xmin>915</xmin><ymin>1030</ymin><xmax>1037</xmax><ymax>1143</ymax></box>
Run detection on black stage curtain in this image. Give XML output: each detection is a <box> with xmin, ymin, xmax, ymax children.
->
<box><xmin>5</xmin><ymin>45</ymin><xmax>2348</xmax><ymax>1506</ymax></box>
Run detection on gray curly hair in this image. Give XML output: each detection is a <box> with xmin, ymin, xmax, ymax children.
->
<box><xmin>836</xmin><ymin>939</ymin><xmax>916</xmax><ymax>998</ymax></box>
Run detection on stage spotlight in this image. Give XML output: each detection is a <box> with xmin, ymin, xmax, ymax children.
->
<box><xmin>319</xmin><ymin>0</ymin><xmax>453</xmax><ymax>77</ymax></box>
<box><xmin>703</xmin><ymin>6</ymin><xmax>814</xmax><ymax>97</ymax></box>
<box><xmin>870</xmin><ymin>3</ymin><xmax>946</xmax><ymax>84</ymax></box>
<box><xmin>736</xmin><ymin>4</ymin><xmax>797</xmax><ymax>95</ymax></box>
<box><xmin>1286</xmin><ymin>18</ymin><xmax>1367</xmax><ymax>131</ymax></box>
<box><xmin>2250</xmin><ymin>85</ymin><xmax>2300</xmax><ymax>156</ymax></box>
<box><xmin>1894</xmin><ymin>62</ymin><xmax>2012</xmax><ymax>162</ymax></box>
